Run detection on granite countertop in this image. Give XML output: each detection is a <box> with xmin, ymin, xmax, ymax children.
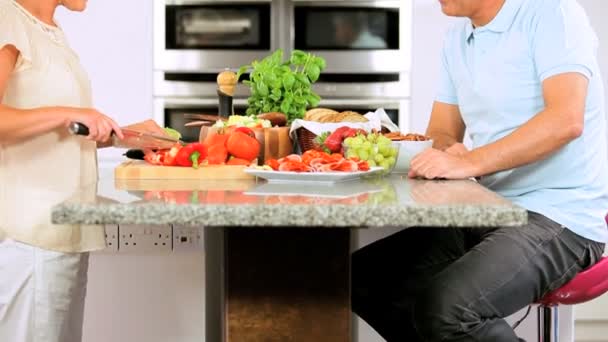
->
<box><xmin>51</xmin><ymin>172</ymin><xmax>528</xmax><ymax>228</ymax></box>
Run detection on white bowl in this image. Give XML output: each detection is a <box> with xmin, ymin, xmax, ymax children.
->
<box><xmin>392</xmin><ymin>140</ymin><xmax>434</xmax><ymax>173</ymax></box>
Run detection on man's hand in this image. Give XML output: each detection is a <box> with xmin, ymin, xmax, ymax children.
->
<box><xmin>444</xmin><ymin>143</ymin><xmax>469</xmax><ymax>156</ymax></box>
<box><xmin>408</xmin><ymin>148</ymin><xmax>480</xmax><ymax>180</ymax></box>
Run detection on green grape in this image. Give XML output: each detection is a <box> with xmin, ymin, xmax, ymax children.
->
<box><xmin>346</xmin><ymin>150</ymin><xmax>358</xmax><ymax>159</ymax></box>
<box><xmin>352</xmin><ymin>137</ymin><xmax>364</xmax><ymax>146</ymax></box>
<box><xmin>367</xmin><ymin>160</ymin><xmax>377</xmax><ymax>167</ymax></box>
<box><xmin>377</xmin><ymin>136</ymin><xmax>392</xmax><ymax>145</ymax></box>
<box><xmin>378</xmin><ymin>145</ymin><xmax>390</xmax><ymax>156</ymax></box>
<box><xmin>358</xmin><ymin>149</ymin><xmax>370</xmax><ymax>161</ymax></box>
<box><xmin>344</xmin><ymin>137</ymin><xmax>354</xmax><ymax>146</ymax></box>
<box><xmin>380</xmin><ymin>160</ymin><xmax>391</xmax><ymax>170</ymax></box>
<box><xmin>386</xmin><ymin>156</ymin><xmax>396</xmax><ymax>166</ymax></box>
<box><xmin>374</xmin><ymin>154</ymin><xmax>384</xmax><ymax>163</ymax></box>
<box><xmin>389</xmin><ymin>147</ymin><xmax>398</xmax><ymax>158</ymax></box>
<box><xmin>362</xmin><ymin>141</ymin><xmax>372</xmax><ymax>149</ymax></box>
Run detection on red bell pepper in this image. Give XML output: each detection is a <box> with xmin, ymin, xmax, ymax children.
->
<box><xmin>176</xmin><ymin>143</ymin><xmax>207</xmax><ymax>168</ymax></box>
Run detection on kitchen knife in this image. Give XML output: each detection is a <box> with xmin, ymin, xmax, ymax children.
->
<box><xmin>68</xmin><ymin>122</ymin><xmax>182</xmax><ymax>150</ymax></box>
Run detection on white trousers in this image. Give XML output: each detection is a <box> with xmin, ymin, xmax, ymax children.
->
<box><xmin>0</xmin><ymin>239</ymin><xmax>89</xmax><ymax>342</ymax></box>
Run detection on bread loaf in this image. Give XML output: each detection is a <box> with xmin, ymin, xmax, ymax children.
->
<box><xmin>304</xmin><ymin>108</ymin><xmax>368</xmax><ymax>123</ymax></box>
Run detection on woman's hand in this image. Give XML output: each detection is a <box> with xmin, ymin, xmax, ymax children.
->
<box><xmin>64</xmin><ymin>108</ymin><xmax>124</xmax><ymax>142</ymax></box>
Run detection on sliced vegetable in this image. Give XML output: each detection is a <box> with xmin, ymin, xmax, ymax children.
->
<box><xmin>164</xmin><ymin>127</ymin><xmax>182</xmax><ymax>140</ymax></box>
<box><xmin>162</xmin><ymin>144</ymin><xmax>182</xmax><ymax>166</ymax></box>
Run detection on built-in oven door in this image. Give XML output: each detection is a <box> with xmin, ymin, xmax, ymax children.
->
<box><xmin>154</xmin><ymin>97</ymin><xmax>250</xmax><ymax>143</ymax></box>
<box><xmin>318</xmin><ymin>98</ymin><xmax>410</xmax><ymax>132</ymax></box>
<box><xmin>155</xmin><ymin>0</ymin><xmax>279</xmax><ymax>72</ymax></box>
<box><xmin>289</xmin><ymin>0</ymin><xmax>411</xmax><ymax>74</ymax></box>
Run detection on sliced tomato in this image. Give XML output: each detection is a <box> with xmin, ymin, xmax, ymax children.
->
<box><xmin>265</xmin><ymin>158</ymin><xmax>280</xmax><ymax>171</ymax></box>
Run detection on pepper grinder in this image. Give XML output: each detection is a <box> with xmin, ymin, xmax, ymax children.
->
<box><xmin>217</xmin><ymin>69</ymin><xmax>237</xmax><ymax>118</ymax></box>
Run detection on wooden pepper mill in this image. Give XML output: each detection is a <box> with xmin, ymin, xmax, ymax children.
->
<box><xmin>217</xmin><ymin>69</ymin><xmax>237</xmax><ymax>118</ymax></box>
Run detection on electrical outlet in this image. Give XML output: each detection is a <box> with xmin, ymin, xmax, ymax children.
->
<box><xmin>100</xmin><ymin>224</ymin><xmax>119</xmax><ymax>253</ymax></box>
<box><xmin>173</xmin><ymin>225</ymin><xmax>204</xmax><ymax>252</ymax></box>
<box><xmin>119</xmin><ymin>225</ymin><xmax>172</xmax><ymax>253</ymax></box>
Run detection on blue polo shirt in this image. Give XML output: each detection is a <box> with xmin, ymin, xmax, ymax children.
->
<box><xmin>437</xmin><ymin>0</ymin><xmax>608</xmax><ymax>242</ymax></box>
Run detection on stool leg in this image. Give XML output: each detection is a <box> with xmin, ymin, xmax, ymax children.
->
<box><xmin>537</xmin><ymin>305</ymin><xmax>559</xmax><ymax>342</ymax></box>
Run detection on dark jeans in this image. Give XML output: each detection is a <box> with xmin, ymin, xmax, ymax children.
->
<box><xmin>351</xmin><ymin>212</ymin><xmax>605</xmax><ymax>342</ymax></box>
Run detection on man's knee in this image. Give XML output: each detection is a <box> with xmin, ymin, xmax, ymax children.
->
<box><xmin>412</xmin><ymin>284</ymin><xmax>478</xmax><ymax>341</ymax></box>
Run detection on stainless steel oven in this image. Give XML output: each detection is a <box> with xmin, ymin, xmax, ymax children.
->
<box><xmin>154</xmin><ymin>0</ymin><xmax>281</xmax><ymax>73</ymax></box>
<box><xmin>288</xmin><ymin>0</ymin><xmax>411</xmax><ymax>74</ymax></box>
<box><xmin>153</xmin><ymin>0</ymin><xmax>412</xmax><ymax>139</ymax></box>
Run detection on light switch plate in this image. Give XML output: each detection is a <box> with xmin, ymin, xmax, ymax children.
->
<box><xmin>173</xmin><ymin>225</ymin><xmax>204</xmax><ymax>252</ymax></box>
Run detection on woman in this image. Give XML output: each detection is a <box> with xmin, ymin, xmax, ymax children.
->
<box><xmin>0</xmin><ymin>0</ymin><xmax>124</xmax><ymax>341</ymax></box>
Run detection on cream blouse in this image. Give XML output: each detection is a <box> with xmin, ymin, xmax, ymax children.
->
<box><xmin>0</xmin><ymin>0</ymin><xmax>105</xmax><ymax>252</ymax></box>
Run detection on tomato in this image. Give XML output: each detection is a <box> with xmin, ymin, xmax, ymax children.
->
<box><xmin>233</xmin><ymin>126</ymin><xmax>255</xmax><ymax>138</ymax></box>
<box><xmin>207</xmin><ymin>144</ymin><xmax>228</xmax><ymax>165</ymax></box>
<box><xmin>203</xmin><ymin>131</ymin><xmax>229</xmax><ymax>148</ymax></box>
<box><xmin>265</xmin><ymin>158</ymin><xmax>280</xmax><ymax>171</ymax></box>
<box><xmin>226</xmin><ymin>131</ymin><xmax>260</xmax><ymax>161</ymax></box>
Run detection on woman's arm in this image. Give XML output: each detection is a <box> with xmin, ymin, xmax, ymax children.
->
<box><xmin>0</xmin><ymin>45</ymin><xmax>123</xmax><ymax>146</ymax></box>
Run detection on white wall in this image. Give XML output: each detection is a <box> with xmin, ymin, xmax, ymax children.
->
<box><xmin>57</xmin><ymin>0</ymin><xmax>154</xmax><ymax>168</ymax></box>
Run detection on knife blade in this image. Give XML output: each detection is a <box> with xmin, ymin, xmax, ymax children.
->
<box><xmin>68</xmin><ymin>122</ymin><xmax>182</xmax><ymax>150</ymax></box>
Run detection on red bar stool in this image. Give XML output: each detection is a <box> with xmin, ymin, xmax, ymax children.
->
<box><xmin>536</xmin><ymin>257</ymin><xmax>608</xmax><ymax>341</ymax></box>
<box><xmin>535</xmin><ymin>215</ymin><xmax>608</xmax><ymax>342</ymax></box>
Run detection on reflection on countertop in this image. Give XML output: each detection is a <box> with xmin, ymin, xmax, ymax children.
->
<box><xmin>51</xmin><ymin>172</ymin><xmax>528</xmax><ymax>228</ymax></box>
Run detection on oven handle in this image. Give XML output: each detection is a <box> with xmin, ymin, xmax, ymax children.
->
<box><xmin>319</xmin><ymin>98</ymin><xmax>405</xmax><ymax>110</ymax></box>
<box><xmin>164</xmin><ymin>0</ymin><xmax>271</xmax><ymax>5</ymax></box>
<box><xmin>291</xmin><ymin>0</ymin><xmax>400</xmax><ymax>8</ymax></box>
<box><xmin>161</xmin><ymin>97</ymin><xmax>406</xmax><ymax>110</ymax></box>
<box><xmin>162</xmin><ymin>97</ymin><xmax>249</xmax><ymax>108</ymax></box>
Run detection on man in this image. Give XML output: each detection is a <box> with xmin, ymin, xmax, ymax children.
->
<box><xmin>352</xmin><ymin>0</ymin><xmax>608</xmax><ymax>341</ymax></box>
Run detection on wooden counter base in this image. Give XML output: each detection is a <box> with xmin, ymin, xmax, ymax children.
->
<box><xmin>205</xmin><ymin>227</ymin><xmax>351</xmax><ymax>342</ymax></box>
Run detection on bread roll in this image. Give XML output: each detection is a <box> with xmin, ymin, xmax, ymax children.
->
<box><xmin>257</xmin><ymin>112</ymin><xmax>287</xmax><ymax>127</ymax></box>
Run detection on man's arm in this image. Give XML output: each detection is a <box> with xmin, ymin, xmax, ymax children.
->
<box><xmin>465</xmin><ymin>72</ymin><xmax>587</xmax><ymax>176</ymax></box>
<box><xmin>425</xmin><ymin>101</ymin><xmax>466</xmax><ymax>151</ymax></box>
<box><xmin>409</xmin><ymin>72</ymin><xmax>587</xmax><ymax>180</ymax></box>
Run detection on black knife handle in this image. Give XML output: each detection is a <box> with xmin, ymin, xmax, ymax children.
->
<box><xmin>124</xmin><ymin>149</ymin><xmax>146</xmax><ymax>160</ymax></box>
<box><xmin>68</xmin><ymin>122</ymin><xmax>90</xmax><ymax>136</ymax></box>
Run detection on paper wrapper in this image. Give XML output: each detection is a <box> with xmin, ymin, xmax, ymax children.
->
<box><xmin>199</xmin><ymin>126</ymin><xmax>293</xmax><ymax>165</ymax></box>
<box><xmin>289</xmin><ymin>108</ymin><xmax>400</xmax><ymax>139</ymax></box>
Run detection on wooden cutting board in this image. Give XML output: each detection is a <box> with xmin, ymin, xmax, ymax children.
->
<box><xmin>114</xmin><ymin>160</ymin><xmax>255</xmax><ymax>180</ymax></box>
